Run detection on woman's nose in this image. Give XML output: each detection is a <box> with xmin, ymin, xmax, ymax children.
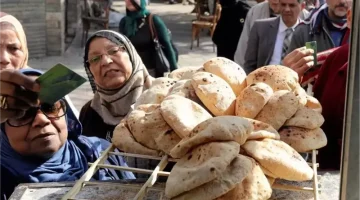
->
<box><xmin>100</xmin><ymin>54</ymin><xmax>113</xmax><ymax>66</ymax></box>
<box><xmin>0</xmin><ymin>49</ymin><xmax>11</xmax><ymax>67</ymax></box>
<box><xmin>31</xmin><ymin>112</ymin><xmax>51</xmax><ymax>128</ymax></box>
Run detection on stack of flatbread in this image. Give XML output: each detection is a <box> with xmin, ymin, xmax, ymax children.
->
<box><xmin>112</xmin><ymin>57</ymin><xmax>327</xmax><ymax>200</ymax></box>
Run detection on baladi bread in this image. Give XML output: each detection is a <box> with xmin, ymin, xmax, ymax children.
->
<box><xmin>151</xmin><ymin>77</ymin><xmax>177</xmax><ymax>87</ymax></box>
<box><xmin>236</xmin><ymin>83</ymin><xmax>273</xmax><ymax>118</ymax></box>
<box><xmin>173</xmin><ymin>155</ymin><xmax>253</xmax><ymax>200</ymax></box>
<box><xmin>180</xmin><ymin>67</ymin><xmax>205</xmax><ymax>80</ymax></box>
<box><xmin>160</xmin><ymin>95</ymin><xmax>212</xmax><ymax>138</ymax></box>
<box><xmin>279</xmin><ymin>127</ymin><xmax>327</xmax><ymax>152</ymax></box>
<box><xmin>242</xmin><ymin>138</ymin><xmax>314</xmax><ymax>181</ymax></box>
<box><xmin>167</xmin><ymin>79</ymin><xmax>203</xmax><ymax>105</ymax></box>
<box><xmin>203</xmin><ymin>57</ymin><xmax>247</xmax><ymax>96</ymax></box>
<box><xmin>216</xmin><ymin>159</ymin><xmax>272</xmax><ymax>200</ymax></box>
<box><xmin>170</xmin><ymin>116</ymin><xmax>253</xmax><ymax>158</ymax></box>
<box><xmin>246</xmin><ymin>118</ymin><xmax>280</xmax><ymax>140</ymax></box>
<box><xmin>294</xmin><ymin>84</ymin><xmax>308</xmax><ymax>106</ymax></box>
<box><xmin>267</xmin><ymin>177</ymin><xmax>276</xmax><ymax>186</ymax></box>
<box><xmin>165</xmin><ymin>141</ymin><xmax>240</xmax><ymax>198</ymax></box>
<box><xmin>168</xmin><ymin>66</ymin><xmax>203</xmax><ymax>80</ymax></box>
<box><xmin>255</xmin><ymin>90</ymin><xmax>300</xmax><ymax>130</ymax></box>
<box><xmin>246</xmin><ymin>65</ymin><xmax>299</xmax><ymax>92</ymax></box>
<box><xmin>127</xmin><ymin>104</ymin><xmax>171</xmax><ymax>150</ymax></box>
<box><xmin>134</xmin><ymin>79</ymin><xmax>176</xmax><ymax>108</ymax></box>
<box><xmin>284</xmin><ymin>106</ymin><xmax>325</xmax><ymax>129</ymax></box>
<box><xmin>305</xmin><ymin>95</ymin><xmax>322</xmax><ymax>113</ymax></box>
<box><xmin>154</xmin><ymin>129</ymin><xmax>181</xmax><ymax>155</ymax></box>
<box><xmin>191</xmin><ymin>72</ymin><xmax>236</xmax><ymax>116</ymax></box>
<box><xmin>112</xmin><ymin>120</ymin><xmax>161</xmax><ymax>156</ymax></box>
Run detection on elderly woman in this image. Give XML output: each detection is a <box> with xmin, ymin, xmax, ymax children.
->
<box><xmin>0</xmin><ymin>68</ymin><xmax>135</xmax><ymax>199</ymax></box>
<box><xmin>80</xmin><ymin>30</ymin><xmax>153</xmax><ymax>141</ymax></box>
<box><xmin>119</xmin><ymin>0</ymin><xmax>178</xmax><ymax>77</ymax></box>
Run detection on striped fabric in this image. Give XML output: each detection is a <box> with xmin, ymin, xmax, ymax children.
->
<box><xmin>281</xmin><ymin>28</ymin><xmax>294</xmax><ymax>60</ymax></box>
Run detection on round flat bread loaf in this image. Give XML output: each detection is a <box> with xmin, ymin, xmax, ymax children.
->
<box><xmin>170</xmin><ymin>116</ymin><xmax>253</xmax><ymax>158</ymax></box>
<box><xmin>216</xmin><ymin>159</ymin><xmax>272</xmax><ymax>200</ymax></box>
<box><xmin>169</xmin><ymin>66</ymin><xmax>203</xmax><ymax>80</ymax></box>
<box><xmin>134</xmin><ymin>79</ymin><xmax>176</xmax><ymax>108</ymax></box>
<box><xmin>246</xmin><ymin>118</ymin><xmax>280</xmax><ymax>140</ymax></box>
<box><xmin>165</xmin><ymin>141</ymin><xmax>240</xmax><ymax>198</ymax></box>
<box><xmin>305</xmin><ymin>95</ymin><xmax>322</xmax><ymax>113</ymax></box>
<box><xmin>203</xmin><ymin>57</ymin><xmax>247</xmax><ymax>96</ymax></box>
<box><xmin>167</xmin><ymin>79</ymin><xmax>203</xmax><ymax>105</ymax></box>
<box><xmin>242</xmin><ymin>139</ymin><xmax>314</xmax><ymax>181</ymax></box>
<box><xmin>236</xmin><ymin>83</ymin><xmax>273</xmax><ymax>118</ymax></box>
<box><xmin>191</xmin><ymin>72</ymin><xmax>236</xmax><ymax>116</ymax></box>
<box><xmin>112</xmin><ymin>120</ymin><xmax>161</xmax><ymax>156</ymax></box>
<box><xmin>151</xmin><ymin>77</ymin><xmax>177</xmax><ymax>87</ymax></box>
<box><xmin>284</xmin><ymin>106</ymin><xmax>325</xmax><ymax>129</ymax></box>
<box><xmin>246</xmin><ymin>65</ymin><xmax>299</xmax><ymax>92</ymax></box>
<box><xmin>154</xmin><ymin>130</ymin><xmax>181</xmax><ymax>155</ymax></box>
<box><xmin>160</xmin><ymin>95</ymin><xmax>212</xmax><ymax>138</ymax></box>
<box><xmin>180</xmin><ymin>67</ymin><xmax>205</xmax><ymax>80</ymax></box>
<box><xmin>294</xmin><ymin>84</ymin><xmax>307</xmax><ymax>106</ymax></box>
<box><xmin>127</xmin><ymin>104</ymin><xmax>172</xmax><ymax>150</ymax></box>
<box><xmin>255</xmin><ymin>90</ymin><xmax>300</xmax><ymax>130</ymax></box>
<box><xmin>279</xmin><ymin>127</ymin><xmax>327</xmax><ymax>152</ymax></box>
<box><xmin>173</xmin><ymin>155</ymin><xmax>253</xmax><ymax>200</ymax></box>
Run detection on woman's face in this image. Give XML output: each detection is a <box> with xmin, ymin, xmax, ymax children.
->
<box><xmin>125</xmin><ymin>0</ymin><xmax>137</xmax><ymax>11</ymax></box>
<box><xmin>0</xmin><ymin>26</ymin><xmax>25</xmax><ymax>70</ymax></box>
<box><xmin>88</xmin><ymin>37</ymin><xmax>133</xmax><ymax>90</ymax></box>
<box><xmin>5</xmin><ymin>82</ymin><xmax>68</xmax><ymax>157</ymax></box>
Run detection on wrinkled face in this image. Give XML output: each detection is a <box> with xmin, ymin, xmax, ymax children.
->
<box><xmin>327</xmin><ymin>0</ymin><xmax>350</xmax><ymax>18</ymax></box>
<box><xmin>5</xmin><ymin>77</ymin><xmax>68</xmax><ymax>157</ymax></box>
<box><xmin>0</xmin><ymin>24</ymin><xmax>25</xmax><ymax>70</ymax></box>
<box><xmin>280</xmin><ymin>0</ymin><xmax>303</xmax><ymax>26</ymax></box>
<box><xmin>269</xmin><ymin>0</ymin><xmax>281</xmax><ymax>14</ymax></box>
<box><xmin>125</xmin><ymin>0</ymin><xmax>137</xmax><ymax>11</ymax></box>
<box><xmin>88</xmin><ymin>37</ymin><xmax>133</xmax><ymax>90</ymax></box>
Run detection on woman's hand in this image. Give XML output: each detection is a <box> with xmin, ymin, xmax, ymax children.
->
<box><xmin>0</xmin><ymin>69</ymin><xmax>40</xmax><ymax>123</ymax></box>
<box><xmin>282</xmin><ymin>47</ymin><xmax>315</xmax><ymax>78</ymax></box>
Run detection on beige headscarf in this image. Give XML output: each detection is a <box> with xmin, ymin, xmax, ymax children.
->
<box><xmin>0</xmin><ymin>12</ymin><xmax>28</xmax><ymax>69</ymax></box>
<box><xmin>84</xmin><ymin>30</ymin><xmax>152</xmax><ymax>126</ymax></box>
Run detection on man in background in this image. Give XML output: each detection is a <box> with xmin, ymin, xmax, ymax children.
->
<box><xmin>312</xmin><ymin>4</ymin><xmax>352</xmax><ymax>170</ymax></box>
<box><xmin>283</xmin><ymin>0</ymin><xmax>351</xmax><ymax>79</ymax></box>
<box><xmin>244</xmin><ymin>0</ymin><xmax>305</xmax><ymax>73</ymax></box>
<box><xmin>234</xmin><ymin>0</ymin><xmax>309</xmax><ymax>67</ymax></box>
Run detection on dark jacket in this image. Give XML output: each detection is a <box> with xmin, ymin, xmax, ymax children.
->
<box><xmin>80</xmin><ymin>100</ymin><xmax>115</xmax><ymax>141</ymax></box>
<box><xmin>212</xmin><ymin>0</ymin><xmax>251</xmax><ymax>60</ymax></box>
<box><xmin>287</xmin><ymin>9</ymin><xmax>347</xmax><ymax>54</ymax></box>
<box><xmin>119</xmin><ymin>15</ymin><xmax>178</xmax><ymax>76</ymax></box>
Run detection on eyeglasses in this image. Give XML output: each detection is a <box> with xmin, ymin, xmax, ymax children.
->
<box><xmin>87</xmin><ymin>46</ymin><xmax>126</xmax><ymax>65</ymax></box>
<box><xmin>7</xmin><ymin>99</ymin><xmax>67</xmax><ymax>127</ymax></box>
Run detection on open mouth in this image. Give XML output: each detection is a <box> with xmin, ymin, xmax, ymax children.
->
<box><xmin>104</xmin><ymin>69</ymin><xmax>120</xmax><ymax>77</ymax></box>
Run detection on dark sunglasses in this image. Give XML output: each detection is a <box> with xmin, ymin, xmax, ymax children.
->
<box><xmin>7</xmin><ymin>99</ymin><xmax>67</xmax><ymax>127</ymax></box>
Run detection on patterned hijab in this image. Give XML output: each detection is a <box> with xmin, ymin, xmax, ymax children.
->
<box><xmin>0</xmin><ymin>12</ymin><xmax>28</xmax><ymax>69</ymax></box>
<box><xmin>84</xmin><ymin>30</ymin><xmax>152</xmax><ymax>126</ymax></box>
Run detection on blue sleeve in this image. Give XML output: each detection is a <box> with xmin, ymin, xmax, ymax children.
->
<box><xmin>82</xmin><ymin>136</ymin><xmax>135</xmax><ymax>180</ymax></box>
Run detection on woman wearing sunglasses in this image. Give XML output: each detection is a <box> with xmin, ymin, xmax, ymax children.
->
<box><xmin>0</xmin><ymin>69</ymin><xmax>135</xmax><ymax>200</ymax></box>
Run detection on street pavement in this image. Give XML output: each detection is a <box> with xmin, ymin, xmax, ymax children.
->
<box><xmin>28</xmin><ymin>0</ymin><xmax>224</xmax><ymax>110</ymax></box>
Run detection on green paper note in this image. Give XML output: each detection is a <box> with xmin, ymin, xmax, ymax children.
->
<box><xmin>36</xmin><ymin>63</ymin><xmax>87</xmax><ymax>104</ymax></box>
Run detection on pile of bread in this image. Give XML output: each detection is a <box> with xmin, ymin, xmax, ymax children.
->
<box><xmin>112</xmin><ymin>57</ymin><xmax>327</xmax><ymax>200</ymax></box>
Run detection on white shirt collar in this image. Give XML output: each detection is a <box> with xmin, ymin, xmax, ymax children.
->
<box><xmin>279</xmin><ymin>17</ymin><xmax>300</xmax><ymax>33</ymax></box>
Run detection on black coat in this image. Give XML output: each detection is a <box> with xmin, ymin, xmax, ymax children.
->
<box><xmin>212</xmin><ymin>0</ymin><xmax>251</xmax><ymax>60</ymax></box>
